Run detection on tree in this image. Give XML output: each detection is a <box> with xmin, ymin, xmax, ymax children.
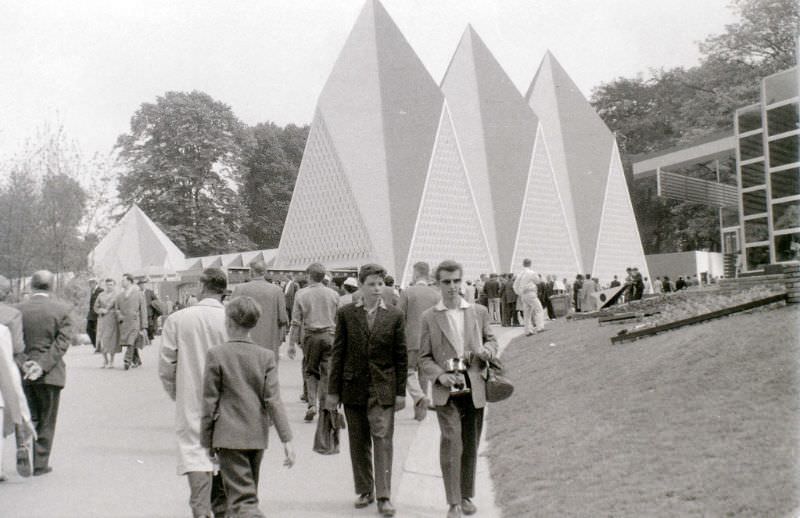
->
<box><xmin>240</xmin><ymin>122</ymin><xmax>309</xmax><ymax>249</ymax></box>
<box><xmin>39</xmin><ymin>173</ymin><xmax>88</xmax><ymax>276</ymax></box>
<box><xmin>116</xmin><ymin>91</ymin><xmax>254</xmax><ymax>256</ymax></box>
<box><xmin>0</xmin><ymin>169</ymin><xmax>42</xmax><ymax>287</ymax></box>
<box><xmin>591</xmin><ymin>0</ymin><xmax>798</xmax><ymax>254</ymax></box>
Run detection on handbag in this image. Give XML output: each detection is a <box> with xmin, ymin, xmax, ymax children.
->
<box><xmin>312</xmin><ymin>408</ymin><xmax>345</xmax><ymax>455</ymax></box>
<box><xmin>484</xmin><ymin>356</ymin><xmax>514</xmax><ymax>403</ymax></box>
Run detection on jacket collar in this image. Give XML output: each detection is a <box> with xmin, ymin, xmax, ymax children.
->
<box><xmin>434</xmin><ymin>297</ymin><xmax>470</xmax><ymax>312</ymax></box>
<box><xmin>355</xmin><ymin>297</ymin><xmax>387</xmax><ymax>311</ymax></box>
<box><xmin>197</xmin><ymin>298</ymin><xmax>224</xmax><ymax>308</ymax></box>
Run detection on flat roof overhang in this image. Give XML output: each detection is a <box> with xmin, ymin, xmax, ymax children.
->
<box><xmin>632</xmin><ymin>131</ymin><xmax>736</xmax><ymax>178</ymax></box>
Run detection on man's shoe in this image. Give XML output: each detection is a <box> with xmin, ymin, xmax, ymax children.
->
<box><xmin>33</xmin><ymin>466</ymin><xmax>52</xmax><ymax>476</ymax></box>
<box><xmin>124</xmin><ymin>362</ymin><xmax>130</xmax><ymax>370</ymax></box>
<box><xmin>447</xmin><ymin>504</ymin><xmax>462</xmax><ymax>518</ymax></box>
<box><xmin>304</xmin><ymin>407</ymin><xmax>316</xmax><ymax>422</ymax></box>
<box><xmin>461</xmin><ymin>498</ymin><xmax>477</xmax><ymax>515</ymax></box>
<box><xmin>354</xmin><ymin>492</ymin><xmax>374</xmax><ymax>508</ymax></box>
<box><xmin>377</xmin><ymin>498</ymin><xmax>396</xmax><ymax>517</ymax></box>
<box><xmin>300</xmin><ymin>394</ymin><xmax>308</xmax><ymax>403</ymax></box>
<box><xmin>15</xmin><ymin>424</ymin><xmax>34</xmax><ymax>478</ymax></box>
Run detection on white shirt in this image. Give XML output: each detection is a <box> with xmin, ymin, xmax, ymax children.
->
<box><xmin>513</xmin><ymin>267</ymin><xmax>539</xmax><ymax>295</ymax></box>
<box><xmin>435</xmin><ymin>298</ymin><xmax>470</xmax><ymax>357</ymax></box>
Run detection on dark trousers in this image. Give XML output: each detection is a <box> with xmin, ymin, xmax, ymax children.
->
<box><xmin>304</xmin><ymin>331</ymin><xmax>332</xmax><ymax>409</ymax></box>
<box><xmin>344</xmin><ymin>400</ymin><xmax>395</xmax><ymax>500</ymax></box>
<box><xmin>186</xmin><ymin>471</ymin><xmax>227</xmax><ymax>518</ymax></box>
<box><xmin>124</xmin><ymin>345</ymin><xmax>141</xmax><ymax>367</ymax></box>
<box><xmin>545</xmin><ymin>299</ymin><xmax>555</xmax><ymax>319</ymax></box>
<box><xmin>87</xmin><ymin>319</ymin><xmax>98</xmax><ymax>349</ymax></box>
<box><xmin>23</xmin><ymin>383</ymin><xmax>61</xmax><ymax>471</ymax></box>
<box><xmin>504</xmin><ymin>303</ymin><xmax>520</xmax><ymax>326</ymax></box>
<box><xmin>435</xmin><ymin>395</ymin><xmax>484</xmax><ymax>505</ymax></box>
<box><xmin>217</xmin><ymin>449</ymin><xmax>265</xmax><ymax>518</ymax></box>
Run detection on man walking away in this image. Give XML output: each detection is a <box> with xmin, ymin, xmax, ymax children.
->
<box><xmin>419</xmin><ymin>260</ymin><xmax>498</xmax><ymax>518</ymax></box>
<box><xmin>233</xmin><ymin>260</ymin><xmax>289</xmax><ymax>359</ymax></box>
<box><xmin>483</xmin><ymin>274</ymin><xmax>501</xmax><ymax>324</ymax></box>
<box><xmin>159</xmin><ymin>268</ymin><xmax>229</xmax><ymax>518</ymax></box>
<box><xmin>288</xmin><ymin>263</ymin><xmax>340</xmax><ymax>422</ymax></box>
<box><xmin>16</xmin><ymin>270</ymin><xmax>73</xmax><ymax>476</ymax></box>
<box><xmin>327</xmin><ymin>263</ymin><xmax>407</xmax><ymax>517</ymax></box>
<box><xmin>398</xmin><ymin>262</ymin><xmax>440</xmax><ymax>420</ymax></box>
<box><xmin>513</xmin><ymin>259</ymin><xmax>544</xmax><ymax>335</ymax></box>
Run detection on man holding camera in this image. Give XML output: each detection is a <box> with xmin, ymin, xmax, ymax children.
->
<box><xmin>419</xmin><ymin>260</ymin><xmax>497</xmax><ymax>518</ymax></box>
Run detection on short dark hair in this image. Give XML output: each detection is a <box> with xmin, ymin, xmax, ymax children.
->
<box><xmin>249</xmin><ymin>260</ymin><xmax>267</xmax><ymax>276</ymax></box>
<box><xmin>201</xmin><ymin>268</ymin><xmax>228</xmax><ymax>294</ymax></box>
<box><xmin>434</xmin><ymin>260</ymin><xmax>463</xmax><ymax>281</ymax></box>
<box><xmin>413</xmin><ymin>261</ymin><xmax>430</xmax><ymax>277</ymax></box>
<box><xmin>358</xmin><ymin>263</ymin><xmax>386</xmax><ymax>284</ymax></box>
<box><xmin>522</xmin><ymin>258</ymin><xmax>532</xmax><ymax>267</ymax></box>
<box><xmin>105</xmin><ymin>278</ymin><xmax>114</xmax><ymax>283</ymax></box>
<box><xmin>122</xmin><ymin>273</ymin><xmax>135</xmax><ymax>284</ymax></box>
<box><xmin>306</xmin><ymin>263</ymin><xmax>326</xmax><ymax>283</ymax></box>
<box><xmin>226</xmin><ymin>296</ymin><xmax>261</xmax><ymax>329</ymax></box>
<box><xmin>384</xmin><ymin>275</ymin><xmax>395</xmax><ymax>287</ymax></box>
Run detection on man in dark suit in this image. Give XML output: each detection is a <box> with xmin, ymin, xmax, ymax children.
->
<box><xmin>483</xmin><ymin>274</ymin><xmax>501</xmax><ymax>324</ymax></box>
<box><xmin>499</xmin><ymin>274</ymin><xmax>518</xmax><ymax>327</ymax></box>
<box><xmin>419</xmin><ymin>260</ymin><xmax>498</xmax><ymax>518</ymax></box>
<box><xmin>138</xmin><ymin>277</ymin><xmax>161</xmax><ymax>340</ymax></box>
<box><xmin>233</xmin><ymin>260</ymin><xmax>288</xmax><ymax>360</ymax></box>
<box><xmin>398</xmin><ymin>261</ymin><xmax>440</xmax><ymax>420</ymax></box>
<box><xmin>86</xmin><ymin>278</ymin><xmax>102</xmax><ymax>352</ymax></box>
<box><xmin>328</xmin><ymin>263</ymin><xmax>407</xmax><ymax>517</ymax></box>
<box><xmin>15</xmin><ymin>270</ymin><xmax>74</xmax><ymax>476</ymax></box>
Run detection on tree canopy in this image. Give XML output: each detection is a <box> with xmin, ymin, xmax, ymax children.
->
<box><xmin>116</xmin><ymin>90</ymin><xmax>255</xmax><ymax>257</ymax></box>
<box><xmin>591</xmin><ymin>0</ymin><xmax>799</xmax><ymax>254</ymax></box>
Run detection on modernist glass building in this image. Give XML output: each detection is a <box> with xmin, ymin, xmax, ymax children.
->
<box><xmin>736</xmin><ymin>67</ymin><xmax>800</xmax><ymax>271</ymax></box>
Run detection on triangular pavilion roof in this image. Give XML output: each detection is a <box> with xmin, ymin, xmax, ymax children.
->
<box><xmin>526</xmin><ymin>51</ymin><xmax>617</xmax><ymax>273</ymax></box>
<box><xmin>441</xmin><ymin>25</ymin><xmax>538</xmax><ymax>272</ymax></box>
<box><xmin>89</xmin><ymin>204</ymin><xmax>186</xmax><ymax>281</ymax></box>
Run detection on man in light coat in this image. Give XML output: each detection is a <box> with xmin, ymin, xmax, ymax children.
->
<box><xmin>513</xmin><ymin>258</ymin><xmax>544</xmax><ymax>335</ymax></box>
<box><xmin>419</xmin><ymin>260</ymin><xmax>497</xmax><ymax>518</ymax></box>
<box><xmin>159</xmin><ymin>268</ymin><xmax>228</xmax><ymax>518</ymax></box>
<box><xmin>232</xmin><ymin>260</ymin><xmax>288</xmax><ymax>359</ymax></box>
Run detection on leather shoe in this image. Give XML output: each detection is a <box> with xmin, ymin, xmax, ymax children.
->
<box><xmin>447</xmin><ymin>504</ymin><xmax>462</xmax><ymax>518</ymax></box>
<box><xmin>461</xmin><ymin>498</ymin><xmax>477</xmax><ymax>515</ymax></box>
<box><xmin>354</xmin><ymin>492</ymin><xmax>374</xmax><ymax>508</ymax></box>
<box><xmin>304</xmin><ymin>406</ymin><xmax>316</xmax><ymax>422</ymax></box>
<box><xmin>377</xmin><ymin>498</ymin><xmax>396</xmax><ymax>517</ymax></box>
<box><xmin>33</xmin><ymin>466</ymin><xmax>53</xmax><ymax>476</ymax></box>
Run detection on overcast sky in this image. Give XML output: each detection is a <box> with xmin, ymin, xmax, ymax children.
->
<box><xmin>0</xmin><ymin>0</ymin><xmax>738</xmax><ymax>161</ymax></box>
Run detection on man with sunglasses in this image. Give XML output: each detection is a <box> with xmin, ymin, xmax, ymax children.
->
<box><xmin>419</xmin><ymin>260</ymin><xmax>497</xmax><ymax>518</ymax></box>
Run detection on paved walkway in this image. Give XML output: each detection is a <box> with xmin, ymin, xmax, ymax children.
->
<box><xmin>0</xmin><ymin>326</ymin><xmax>519</xmax><ymax>517</ymax></box>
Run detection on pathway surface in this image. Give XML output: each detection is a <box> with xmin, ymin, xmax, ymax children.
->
<box><xmin>1</xmin><ymin>326</ymin><xmax>519</xmax><ymax>517</ymax></box>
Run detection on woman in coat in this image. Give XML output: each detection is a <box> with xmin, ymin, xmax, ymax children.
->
<box><xmin>94</xmin><ymin>278</ymin><xmax>121</xmax><ymax>368</ymax></box>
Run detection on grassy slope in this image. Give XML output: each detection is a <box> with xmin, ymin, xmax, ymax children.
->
<box><xmin>486</xmin><ymin>305</ymin><xmax>800</xmax><ymax>517</ymax></box>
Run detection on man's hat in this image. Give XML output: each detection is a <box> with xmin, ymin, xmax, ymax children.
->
<box><xmin>343</xmin><ymin>277</ymin><xmax>358</xmax><ymax>288</ymax></box>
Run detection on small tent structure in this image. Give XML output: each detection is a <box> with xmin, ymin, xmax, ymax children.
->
<box><xmin>88</xmin><ymin>205</ymin><xmax>186</xmax><ymax>282</ymax></box>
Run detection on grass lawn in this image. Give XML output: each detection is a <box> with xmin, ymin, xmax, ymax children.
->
<box><xmin>486</xmin><ymin>304</ymin><xmax>800</xmax><ymax>517</ymax></box>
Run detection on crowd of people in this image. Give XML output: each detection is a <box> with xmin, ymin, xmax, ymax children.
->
<box><xmin>0</xmin><ymin>256</ymin><xmax>688</xmax><ymax>517</ymax></box>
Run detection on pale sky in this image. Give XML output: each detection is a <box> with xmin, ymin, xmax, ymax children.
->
<box><xmin>0</xmin><ymin>0</ymin><xmax>738</xmax><ymax>161</ymax></box>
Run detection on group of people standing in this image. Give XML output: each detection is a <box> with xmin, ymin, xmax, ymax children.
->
<box><xmin>155</xmin><ymin>257</ymin><xmax>496</xmax><ymax>518</ymax></box>
<box><xmin>86</xmin><ymin>274</ymin><xmax>161</xmax><ymax>370</ymax></box>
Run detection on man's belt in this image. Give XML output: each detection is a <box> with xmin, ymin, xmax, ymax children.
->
<box><xmin>306</xmin><ymin>327</ymin><xmax>333</xmax><ymax>334</ymax></box>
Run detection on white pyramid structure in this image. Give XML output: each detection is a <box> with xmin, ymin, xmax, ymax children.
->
<box><xmin>401</xmin><ymin>103</ymin><xmax>496</xmax><ymax>285</ymax></box>
<box><xmin>511</xmin><ymin>125</ymin><xmax>582</xmax><ymax>279</ymax></box>
<box><xmin>88</xmin><ymin>204</ymin><xmax>186</xmax><ymax>281</ymax></box>
<box><xmin>526</xmin><ymin>52</ymin><xmax>648</xmax><ymax>279</ymax></box>
<box><xmin>591</xmin><ymin>143</ymin><xmax>651</xmax><ymax>281</ymax></box>
<box><xmin>441</xmin><ymin>26</ymin><xmax>538</xmax><ymax>273</ymax></box>
<box><xmin>274</xmin><ymin>0</ymin><xmax>443</xmax><ymax>275</ymax></box>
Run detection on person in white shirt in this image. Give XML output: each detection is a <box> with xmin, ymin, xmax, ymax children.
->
<box><xmin>512</xmin><ymin>258</ymin><xmax>544</xmax><ymax>335</ymax></box>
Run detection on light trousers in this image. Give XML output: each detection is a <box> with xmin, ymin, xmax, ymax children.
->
<box><xmin>521</xmin><ymin>292</ymin><xmax>544</xmax><ymax>334</ymax></box>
